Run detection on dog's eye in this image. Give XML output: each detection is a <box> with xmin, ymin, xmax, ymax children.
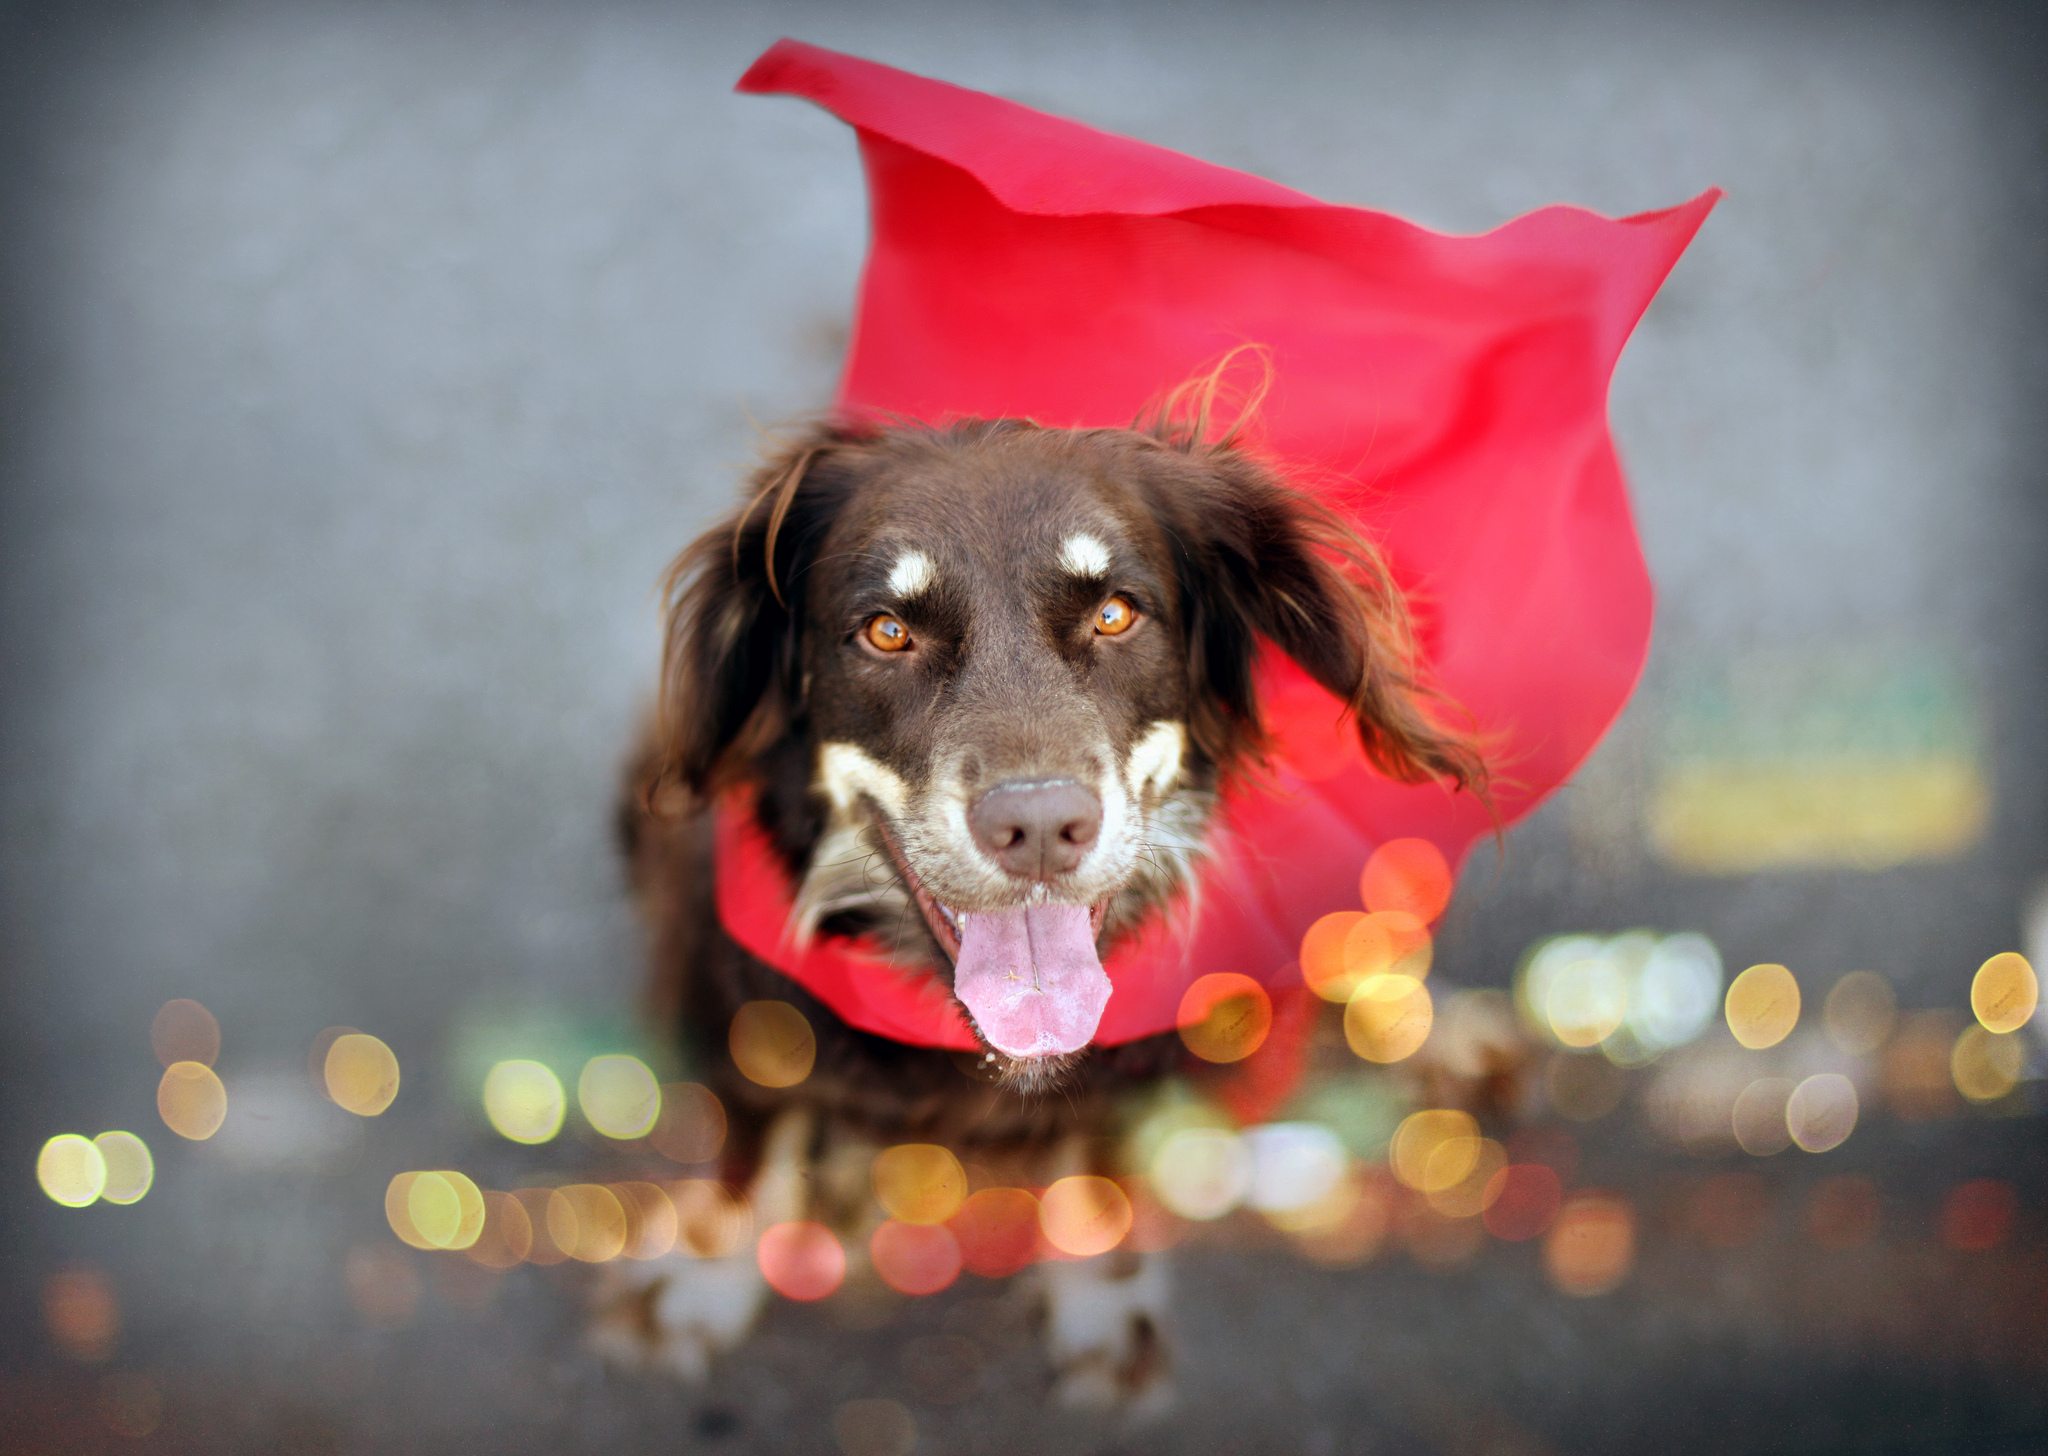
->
<box><xmin>864</xmin><ymin>614</ymin><xmax>914</xmax><ymax>652</ymax></box>
<box><xmin>1094</xmin><ymin>596</ymin><xmax>1138</xmax><ymax>636</ymax></box>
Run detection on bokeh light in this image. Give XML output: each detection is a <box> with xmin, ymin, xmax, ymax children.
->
<box><xmin>615</xmin><ymin>1181</ymin><xmax>680</xmax><ymax>1260</ymax></box>
<box><xmin>1950</xmin><ymin>1025</ymin><xmax>2024</xmax><ymax>1103</ymax></box>
<box><xmin>1941</xmin><ymin>1179</ymin><xmax>2015</xmax><ymax>1252</ymax></box>
<box><xmin>871</xmin><ymin>1219</ymin><xmax>963</xmax><ymax>1295</ymax></box>
<box><xmin>649</xmin><ymin>1082</ymin><xmax>727</xmax><ymax>1165</ymax></box>
<box><xmin>949</xmin><ymin>1188</ymin><xmax>1042</xmax><ymax>1277</ymax></box>
<box><xmin>730</xmin><ymin>1000</ymin><xmax>816</xmax><ymax>1088</ymax></box>
<box><xmin>1725</xmin><ymin>963</ymin><xmax>1801</xmax><ymax>1050</ymax></box>
<box><xmin>1519</xmin><ymin>932</ymin><xmax>1725</xmax><ymax>1063</ymax></box>
<box><xmin>464</xmin><ymin>1191</ymin><xmax>534</xmax><ymax>1269</ymax></box>
<box><xmin>1344</xmin><ymin>974</ymin><xmax>1432</xmax><ymax>1063</ymax></box>
<box><xmin>92</xmin><ymin>1132</ymin><xmax>153</xmax><ymax>1205</ymax></box>
<box><xmin>1389</xmin><ymin>1109</ymin><xmax>1478</xmax><ymax>1193</ymax></box>
<box><xmin>385</xmin><ymin>1172</ymin><xmax>432</xmax><ymax>1249</ymax></box>
<box><xmin>44</xmin><ymin>1267</ymin><xmax>119</xmax><ymax>1362</ymax></box>
<box><xmin>1176</xmin><ymin>973</ymin><xmax>1272</xmax><ymax>1063</ymax></box>
<box><xmin>323</xmin><ymin>1032</ymin><xmax>401</xmax><ymax>1116</ymax></box>
<box><xmin>833</xmin><ymin>1397</ymin><xmax>916</xmax><ymax>1456</ymax></box>
<box><xmin>578</xmin><ymin>1055</ymin><xmax>661</xmax><ymax>1139</ymax></box>
<box><xmin>1150</xmin><ymin>1127</ymin><xmax>1249</xmax><ymax>1220</ymax></box>
<box><xmin>550</xmin><ymin>1184</ymin><xmax>628</xmax><ymax>1262</ymax></box>
<box><xmin>1806</xmin><ymin>1174</ymin><xmax>1880</xmax><ymax>1249</ymax></box>
<box><xmin>150</xmin><ymin>998</ymin><xmax>219</xmax><ymax>1068</ymax></box>
<box><xmin>1360</xmin><ymin>837</ymin><xmax>1453</xmax><ymax>922</ymax></box>
<box><xmin>157</xmin><ymin>1060</ymin><xmax>226</xmax><ymax>1140</ymax></box>
<box><xmin>1292</xmin><ymin>1166</ymin><xmax>1398</xmax><ymax>1266</ymax></box>
<box><xmin>387</xmin><ymin>1171</ymin><xmax>485</xmax><ymax>1251</ymax></box>
<box><xmin>1882</xmin><ymin>1011</ymin><xmax>1963</xmax><ymax>1119</ymax></box>
<box><xmin>872</xmin><ymin>1144</ymin><xmax>968</xmax><ymax>1225</ymax></box>
<box><xmin>1039</xmin><ymin>1175</ymin><xmax>1132</xmax><ymax>1256</ymax></box>
<box><xmin>1786</xmin><ymin>1073</ymin><xmax>1859</xmax><ymax>1152</ymax></box>
<box><xmin>1970</xmin><ymin>952</ymin><xmax>2037</xmax><ymax>1034</ymax></box>
<box><xmin>1344</xmin><ymin>910</ymin><xmax>1433</xmax><ymax>987</ymax></box>
<box><xmin>1425</xmin><ymin>1138</ymin><xmax>1507</xmax><ymax>1219</ymax></box>
<box><xmin>1482</xmin><ymin>1164</ymin><xmax>1562</xmax><ymax>1241</ymax></box>
<box><xmin>1732</xmin><ymin>1077</ymin><xmax>1795</xmax><ymax>1156</ymax></box>
<box><xmin>672</xmin><ymin>1179</ymin><xmax>751</xmax><ymax>1258</ymax></box>
<box><xmin>1822</xmin><ymin>971</ymin><xmax>1896</xmax><ymax>1055</ymax></box>
<box><xmin>1241</xmin><ymin>1122</ymin><xmax>1347</xmax><ymax>1215</ymax></box>
<box><xmin>511</xmin><ymin>1187</ymin><xmax>570</xmax><ymax>1265</ymax></box>
<box><xmin>1625</xmin><ymin>933</ymin><xmax>1725</xmax><ymax>1055</ymax></box>
<box><xmin>1524</xmin><ymin>936</ymin><xmax>1628</xmax><ymax>1048</ymax></box>
<box><xmin>758</xmin><ymin>1221</ymin><xmax>846</xmax><ymax>1300</ymax></box>
<box><xmin>1301</xmin><ymin>911</ymin><xmax>1366</xmax><ymax>1002</ymax></box>
<box><xmin>37</xmin><ymin>1135</ymin><xmax>106</xmax><ymax>1208</ymax></box>
<box><xmin>1544</xmin><ymin>1192</ymin><xmax>1635</xmax><ymax>1296</ymax></box>
<box><xmin>482</xmin><ymin>1060</ymin><xmax>566</xmax><ymax>1144</ymax></box>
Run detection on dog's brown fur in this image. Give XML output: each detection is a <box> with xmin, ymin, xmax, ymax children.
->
<box><xmin>610</xmin><ymin>415</ymin><xmax>1483</xmax><ymax>1396</ymax></box>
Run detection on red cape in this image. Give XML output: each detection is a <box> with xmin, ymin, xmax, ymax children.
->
<box><xmin>720</xmin><ymin>39</ymin><xmax>1717</xmax><ymax>1052</ymax></box>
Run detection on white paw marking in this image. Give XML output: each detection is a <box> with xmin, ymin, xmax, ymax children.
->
<box><xmin>1059</xmin><ymin>533</ymin><xmax>1112</xmax><ymax>577</ymax></box>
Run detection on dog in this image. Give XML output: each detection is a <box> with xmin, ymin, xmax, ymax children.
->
<box><xmin>599</xmin><ymin>408</ymin><xmax>1485</xmax><ymax>1406</ymax></box>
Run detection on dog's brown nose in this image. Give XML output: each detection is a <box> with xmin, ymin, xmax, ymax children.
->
<box><xmin>968</xmin><ymin>780</ymin><xmax>1101</xmax><ymax>880</ymax></box>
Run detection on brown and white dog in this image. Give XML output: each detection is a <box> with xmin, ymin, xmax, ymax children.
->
<box><xmin>602</xmin><ymin>412</ymin><xmax>1483</xmax><ymax>1404</ymax></box>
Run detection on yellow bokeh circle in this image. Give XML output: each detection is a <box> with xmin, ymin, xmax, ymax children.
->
<box><xmin>93</xmin><ymin>1132</ymin><xmax>154</xmax><ymax>1205</ymax></box>
<box><xmin>872</xmin><ymin>1144</ymin><xmax>968</xmax><ymax>1225</ymax></box>
<box><xmin>1951</xmin><ymin>1025</ymin><xmax>2024</xmax><ymax>1103</ymax></box>
<box><xmin>37</xmin><ymin>1135</ymin><xmax>106</xmax><ymax>1208</ymax></box>
<box><xmin>730</xmin><ymin>1001</ymin><xmax>816</xmax><ymax>1088</ymax></box>
<box><xmin>1725</xmin><ymin>964</ymin><xmax>1801</xmax><ymax>1050</ymax></box>
<box><xmin>483</xmin><ymin>1060</ymin><xmax>566</xmax><ymax>1144</ymax></box>
<box><xmin>578</xmin><ymin>1055</ymin><xmax>661</xmax><ymax>1140</ymax></box>
<box><xmin>158</xmin><ymin>1061</ymin><xmax>227</xmax><ymax>1141</ymax></box>
<box><xmin>1389</xmin><ymin>1109</ymin><xmax>1478</xmax><ymax>1192</ymax></box>
<box><xmin>1971</xmin><ymin>952</ymin><xmax>2037</xmax><ymax>1035</ymax></box>
<box><xmin>386</xmin><ymin>1170</ymin><xmax>485</xmax><ymax>1250</ymax></box>
<box><xmin>1344</xmin><ymin>974</ymin><xmax>1433</xmax><ymax>1063</ymax></box>
<box><xmin>324</xmin><ymin>1033</ymin><xmax>401</xmax><ymax>1116</ymax></box>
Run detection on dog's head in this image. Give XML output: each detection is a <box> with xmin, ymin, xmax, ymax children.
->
<box><xmin>659</xmin><ymin>418</ymin><xmax>1480</xmax><ymax>1077</ymax></box>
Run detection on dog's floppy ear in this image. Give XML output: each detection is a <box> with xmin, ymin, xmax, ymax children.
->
<box><xmin>1154</xmin><ymin>446</ymin><xmax>1487</xmax><ymax>796</ymax></box>
<box><xmin>656</xmin><ymin>423</ymin><xmax>866</xmax><ymax>798</ymax></box>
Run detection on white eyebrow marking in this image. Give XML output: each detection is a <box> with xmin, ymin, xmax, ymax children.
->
<box><xmin>1058</xmin><ymin>533</ymin><xmax>1112</xmax><ymax>577</ymax></box>
<box><xmin>887</xmin><ymin>550</ymin><xmax>935</xmax><ymax>598</ymax></box>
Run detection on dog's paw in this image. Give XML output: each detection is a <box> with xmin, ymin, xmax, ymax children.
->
<box><xmin>1038</xmin><ymin>1250</ymin><xmax>1174</xmax><ymax>1418</ymax></box>
<box><xmin>587</xmin><ymin>1250</ymin><xmax>768</xmax><ymax>1382</ymax></box>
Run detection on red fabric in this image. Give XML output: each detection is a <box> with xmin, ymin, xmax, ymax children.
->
<box><xmin>722</xmin><ymin>39</ymin><xmax>1718</xmax><ymax>1052</ymax></box>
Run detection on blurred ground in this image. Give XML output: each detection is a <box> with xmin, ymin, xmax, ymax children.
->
<box><xmin>2</xmin><ymin>2</ymin><xmax>2046</xmax><ymax>1453</ymax></box>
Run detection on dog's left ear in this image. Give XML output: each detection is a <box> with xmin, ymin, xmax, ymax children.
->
<box><xmin>656</xmin><ymin>423</ymin><xmax>868</xmax><ymax>799</ymax></box>
<box><xmin>1151</xmin><ymin>447</ymin><xmax>1487</xmax><ymax>795</ymax></box>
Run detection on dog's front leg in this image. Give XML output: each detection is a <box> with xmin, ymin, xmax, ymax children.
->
<box><xmin>1032</xmin><ymin>1140</ymin><xmax>1175</xmax><ymax>1417</ymax></box>
<box><xmin>589</xmin><ymin>1102</ymin><xmax>814</xmax><ymax>1380</ymax></box>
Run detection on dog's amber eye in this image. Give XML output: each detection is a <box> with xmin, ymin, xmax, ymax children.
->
<box><xmin>865</xmin><ymin>614</ymin><xmax>913</xmax><ymax>652</ymax></box>
<box><xmin>1094</xmin><ymin>596</ymin><xmax>1137</xmax><ymax>636</ymax></box>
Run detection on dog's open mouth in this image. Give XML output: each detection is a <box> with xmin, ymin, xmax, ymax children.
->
<box><xmin>876</xmin><ymin>825</ymin><xmax>1113</xmax><ymax>1060</ymax></box>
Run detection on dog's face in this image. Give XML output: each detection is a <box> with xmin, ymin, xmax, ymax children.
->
<box><xmin>660</xmin><ymin>420</ymin><xmax>1477</xmax><ymax>1076</ymax></box>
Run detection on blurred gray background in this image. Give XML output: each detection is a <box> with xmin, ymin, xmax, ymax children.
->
<box><xmin>2</xmin><ymin>2</ymin><xmax>2045</xmax><ymax>1453</ymax></box>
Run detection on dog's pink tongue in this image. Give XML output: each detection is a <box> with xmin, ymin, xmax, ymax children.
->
<box><xmin>952</xmin><ymin>903</ymin><xmax>1111</xmax><ymax>1058</ymax></box>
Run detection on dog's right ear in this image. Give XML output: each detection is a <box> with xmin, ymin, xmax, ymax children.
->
<box><xmin>656</xmin><ymin>423</ymin><xmax>866</xmax><ymax>799</ymax></box>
